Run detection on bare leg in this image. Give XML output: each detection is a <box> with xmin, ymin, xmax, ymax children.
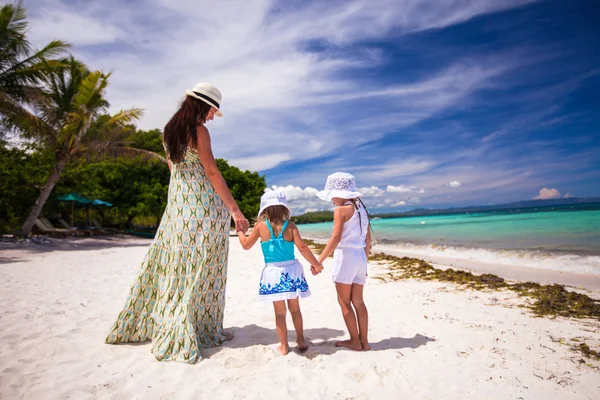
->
<box><xmin>334</xmin><ymin>283</ymin><xmax>362</xmax><ymax>351</ymax></box>
<box><xmin>351</xmin><ymin>283</ymin><xmax>370</xmax><ymax>350</ymax></box>
<box><xmin>287</xmin><ymin>298</ymin><xmax>308</xmax><ymax>351</ymax></box>
<box><xmin>273</xmin><ymin>301</ymin><xmax>289</xmax><ymax>355</ymax></box>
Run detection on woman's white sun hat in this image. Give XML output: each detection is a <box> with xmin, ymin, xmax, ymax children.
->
<box><xmin>316</xmin><ymin>172</ymin><xmax>362</xmax><ymax>201</ymax></box>
<box><xmin>258</xmin><ymin>190</ymin><xmax>292</xmax><ymax>217</ymax></box>
<box><xmin>185</xmin><ymin>82</ymin><xmax>223</xmax><ymax>117</ymax></box>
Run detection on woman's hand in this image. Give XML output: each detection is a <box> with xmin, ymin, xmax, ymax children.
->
<box><xmin>232</xmin><ymin>210</ymin><xmax>249</xmax><ymax>233</ymax></box>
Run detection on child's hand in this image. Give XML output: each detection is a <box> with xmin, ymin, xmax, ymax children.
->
<box><xmin>310</xmin><ymin>263</ymin><xmax>324</xmax><ymax>275</ymax></box>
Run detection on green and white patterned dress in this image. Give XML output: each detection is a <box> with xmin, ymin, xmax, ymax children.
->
<box><xmin>105</xmin><ymin>147</ymin><xmax>231</xmax><ymax>363</ymax></box>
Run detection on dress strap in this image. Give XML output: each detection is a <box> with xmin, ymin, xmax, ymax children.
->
<box><xmin>265</xmin><ymin>219</ymin><xmax>276</xmax><ymax>239</ymax></box>
<box><xmin>278</xmin><ymin>220</ymin><xmax>289</xmax><ymax>239</ymax></box>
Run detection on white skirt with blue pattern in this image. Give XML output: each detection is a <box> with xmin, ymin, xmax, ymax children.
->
<box><xmin>259</xmin><ymin>259</ymin><xmax>311</xmax><ymax>301</ymax></box>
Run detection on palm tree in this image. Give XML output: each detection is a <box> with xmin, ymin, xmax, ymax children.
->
<box><xmin>13</xmin><ymin>58</ymin><xmax>150</xmax><ymax>236</ymax></box>
<box><xmin>0</xmin><ymin>2</ymin><xmax>69</xmax><ymax>133</ymax></box>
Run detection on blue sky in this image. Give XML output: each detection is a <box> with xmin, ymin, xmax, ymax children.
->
<box><xmin>27</xmin><ymin>0</ymin><xmax>600</xmax><ymax>214</ymax></box>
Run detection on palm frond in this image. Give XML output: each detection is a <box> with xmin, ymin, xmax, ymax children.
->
<box><xmin>0</xmin><ymin>2</ymin><xmax>30</xmax><ymax>56</ymax></box>
<box><xmin>78</xmin><ymin>141</ymin><xmax>168</xmax><ymax>165</ymax></box>
<box><xmin>0</xmin><ymin>93</ymin><xmax>56</xmax><ymax>145</ymax></box>
<box><xmin>72</xmin><ymin>70</ymin><xmax>108</xmax><ymax>113</ymax></box>
<box><xmin>107</xmin><ymin>108</ymin><xmax>145</xmax><ymax>126</ymax></box>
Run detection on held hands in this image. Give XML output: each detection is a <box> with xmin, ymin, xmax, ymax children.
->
<box><xmin>232</xmin><ymin>210</ymin><xmax>249</xmax><ymax>234</ymax></box>
<box><xmin>310</xmin><ymin>262</ymin><xmax>324</xmax><ymax>276</ymax></box>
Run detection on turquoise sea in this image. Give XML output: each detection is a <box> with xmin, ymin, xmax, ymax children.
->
<box><xmin>299</xmin><ymin>203</ymin><xmax>600</xmax><ymax>275</ymax></box>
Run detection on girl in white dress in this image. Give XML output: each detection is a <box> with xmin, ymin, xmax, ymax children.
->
<box><xmin>316</xmin><ymin>172</ymin><xmax>372</xmax><ymax>351</ymax></box>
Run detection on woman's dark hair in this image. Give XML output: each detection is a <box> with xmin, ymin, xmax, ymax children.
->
<box><xmin>163</xmin><ymin>96</ymin><xmax>212</xmax><ymax>163</ymax></box>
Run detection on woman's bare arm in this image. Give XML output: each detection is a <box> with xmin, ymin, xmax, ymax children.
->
<box><xmin>195</xmin><ymin>125</ymin><xmax>249</xmax><ymax>233</ymax></box>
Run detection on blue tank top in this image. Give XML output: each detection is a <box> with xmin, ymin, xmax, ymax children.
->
<box><xmin>261</xmin><ymin>220</ymin><xmax>295</xmax><ymax>264</ymax></box>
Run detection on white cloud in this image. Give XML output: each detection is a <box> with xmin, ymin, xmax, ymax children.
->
<box><xmin>447</xmin><ymin>181</ymin><xmax>462</xmax><ymax>188</ymax></box>
<box><xmin>266</xmin><ymin>183</ymin><xmax>423</xmax><ymax>214</ymax></box>
<box><xmin>534</xmin><ymin>188</ymin><xmax>561</xmax><ymax>200</ymax></box>
<box><xmin>358</xmin><ymin>186</ymin><xmax>386</xmax><ymax>197</ymax></box>
<box><xmin>564</xmin><ymin>193</ymin><xmax>574</xmax><ymax>198</ymax></box>
<box><xmin>26</xmin><ymin>0</ymin><xmax>534</xmax><ymax>173</ymax></box>
<box><xmin>228</xmin><ymin>153</ymin><xmax>292</xmax><ymax>172</ymax></box>
<box><xmin>268</xmin><ymin>185</ymin><xmax>319</xmax><ymax>200</ymax></box>
<box><xmin>356</xmin><ymin>160</ymin><xmax>437</xmax><ymax>182</ymax></box>
<box><xmin>29</xmin><ymin>7</ymin><xmax>122</xmax><ymax>46</ymax></box>
<box><xmin>387</xmin><ymin>185</ymin><xmax>413</xmax><ymax>193</ymax></box>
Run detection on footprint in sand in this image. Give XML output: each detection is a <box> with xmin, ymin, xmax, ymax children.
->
<box><xmin>223</xmin><ymin>346</ymin><xmax>275</xmax><ymax>368</ymax></box>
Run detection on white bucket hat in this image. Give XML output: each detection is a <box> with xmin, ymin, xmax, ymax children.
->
<box><xmin>316</xmin><ymin>172</ymin><xmax>362</xmax><ymax>201</ymax></box>
<box><xmin>185</xmin><ymin>82</ymin><xmax>223</xmax><ymax>117</ymax></box>
<box><xmin>258</xmin><ymin>190</ymin><xmax>292</xmax><ymax>217</ymax></box>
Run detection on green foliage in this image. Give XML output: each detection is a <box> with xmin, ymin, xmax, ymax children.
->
<box><xmin>57</xmin><ymin>156</ymin><xmax>169</xmax><ymax>227</ymax></box>
<box><xmin>0</xmin><ymin>144</ymin><xmax>55</xmax><ymax>232</ymax></box>
<box><xmin>216</xmin><ymin>158</ymin><xmax>266</xmax><ymax>220</ymax></box>
<box><xmin>127</xmin><ymin>128</ymin><xmax>165</xmax><ymax>155</ymax></box>
<box><xmin>292</xmin><ymin>211</ymin><xmax>334</xmax><ymax>224</ymax></box>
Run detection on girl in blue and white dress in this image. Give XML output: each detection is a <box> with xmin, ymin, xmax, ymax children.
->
<box><xmin>237</xmin><ymin>191</ymin><xmax>324</xmax><ymax>355</ymax></box>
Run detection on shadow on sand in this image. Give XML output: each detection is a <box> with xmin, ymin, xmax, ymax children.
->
<box><xmin>0</xmin><ymin>235</ymin><xmax>152</xmax><ymax>264</ymax></box>
<box><xmin>311</xmin><ymin>333</ymin><xmax>437</xmax><ymax>356</ymax></box>
<box><xmin>204</xmin><ymin>325</ymin><xmax>435</xmax><ymax>359</ymax></box>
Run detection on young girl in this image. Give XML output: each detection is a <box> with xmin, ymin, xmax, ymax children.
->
<box><xmin>316</xmin><ymin>172</ymin><xmax>371</xmax><ymax>351</ymax></box>
<box><xmin>237</xmin><ymin>191</ymin><xmax>324</xmax><ymax>355</ymax></box>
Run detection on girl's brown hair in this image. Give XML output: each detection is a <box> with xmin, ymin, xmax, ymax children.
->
<box><xmin>163</xmin><ymin>96</ymin><xmax>212</xmax><ymax>163</ymax></box>
<box><xmin>258</xmin><ymin>205</ymin><xmax>291</xmax><ymax>227</ymax></box>
<box><xmin>349</xmin><ymin>197</ymin><xmax>373</xmax><ymax>234</ymax></box>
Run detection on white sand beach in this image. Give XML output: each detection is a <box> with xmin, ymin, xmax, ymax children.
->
<box><xmin>1</xmin><ymin>236</ymin><xmax>599</xmax><ymax>400</ymax></box>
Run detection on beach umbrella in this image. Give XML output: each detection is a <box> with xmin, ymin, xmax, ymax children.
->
<box><xmin>56</xmin><ymin>193</ymin><xmax>92</xmax><ymax>227</ymax></box>
<box><xmin>89</xmin><ymin>199</ymin><xmax>113</xmax><ymax>227</ymax></box>
<box><xmin>92</xmin><ymin>199</ymin><xmax>113</xmax><ymax>207</ymax></box>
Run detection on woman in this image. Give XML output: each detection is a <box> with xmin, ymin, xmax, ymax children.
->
<box><xmin>105</xmin><ymin>82</ymin><xmax>249</xmax><ymax>363</ymax></box>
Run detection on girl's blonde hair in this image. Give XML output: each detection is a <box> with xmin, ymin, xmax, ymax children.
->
<box><xmin>257</xmin><ymin>205</ymin><xmax>291</xmax><ymax>225</ymax></box>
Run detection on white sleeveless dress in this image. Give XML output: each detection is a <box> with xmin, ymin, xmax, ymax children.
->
<box><xmin>332</xmin><ymin>202</ymin><xmax>369</xmax><ymax>285</ymax></box>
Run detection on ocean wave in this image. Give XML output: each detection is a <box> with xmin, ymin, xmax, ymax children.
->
<box><xmin>373</xmin><ymin>242</ymin><xmax>600</xmax><ymax>275</ymax></box>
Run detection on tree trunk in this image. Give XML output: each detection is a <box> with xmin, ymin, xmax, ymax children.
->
<box><xmin>125</xmin><ymin>215</ymin><xmax>135</xmax><ymax>229</ymax></box>
<box><xmin>16</xmin><ymin>153</ymin><xmax>70</xmax><ymax>237</ymax></box>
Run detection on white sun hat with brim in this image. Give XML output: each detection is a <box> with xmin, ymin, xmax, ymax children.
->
<box><xmin>185</xmin><ymin>82</ymin><xmax>224</xmax><ymax>117</ymax></box>
<box><xmin>258</xmin><ymin>190</ymin><xmax>292</xmax><ymax>217</ymax></box>
<box><xmin>316</xmin><ymin>172</ymin><xmax>362</xmax><ymax>201</ymax></box>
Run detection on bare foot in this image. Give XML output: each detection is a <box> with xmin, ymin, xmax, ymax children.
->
<box><xmin>223</xmin><ymin>330</ymin><xmax>234</xmax><ymax>341</ymax></box>
<box><xmin>361</xmin><ymin>342</ymin><xmax>371</xmax><ymax>351</ymax></box>
<box><xmin>334</xmin><ymin>339</ymin><xmax>362</xmax><ymax>351</ymax></box>
<box><xmin>297</xmin><ymin>338</ymin><xmax>309</xmax><ymax>353</ymax></box>
<box><xmin>277</xmin><ymin>344</ymin><xmax>290</xmax><ymax>355</ymax></box>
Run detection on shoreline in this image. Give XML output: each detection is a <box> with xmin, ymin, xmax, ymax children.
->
<box><xmin>304</xmin><ymin>237</ymin><xmax>600</xmax><ymax>294</ymax></box>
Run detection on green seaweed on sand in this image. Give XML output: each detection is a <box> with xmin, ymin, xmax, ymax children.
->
<box><xmin>367</xmin><ymin>252</ymin><xmax>600</xmax><ymax>320</ymax></box>
<box><xmin>577</xmin><ymin>343</ymin><xmax>600</xmax><ymax>360</ymax></box>
<box><xmin>304</xmin><ymin>240</ymin><xmax>600</xmax><ymax>321</ymax></box>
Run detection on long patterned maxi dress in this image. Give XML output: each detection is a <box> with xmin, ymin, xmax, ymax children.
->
<box><xmin>105</xmin><ymin>147</ymin><xmax>231</xmax><ymax>363</ymax></box>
